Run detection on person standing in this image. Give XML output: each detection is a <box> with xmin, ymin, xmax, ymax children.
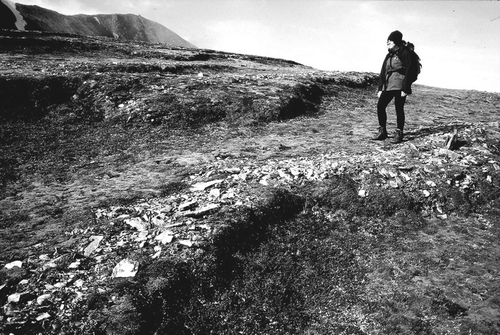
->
<box><xmin>373</xmin><ymin>30</ymin><xmax>417</xmax><ymax>143</ymax></box>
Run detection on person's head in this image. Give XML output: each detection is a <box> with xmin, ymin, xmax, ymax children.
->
<box><xmin>387</xmin><ymin>30</ymin><xmax>403</xmax><ymax>48</ymax></box>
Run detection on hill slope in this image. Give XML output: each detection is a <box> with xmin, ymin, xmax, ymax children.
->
<box><xmin>1</xmin><ymin>31</ymin><xmax>500</xmax><ymax>335</ymax></box>
<box><xmin>0</xmin><ymin>0</ymin><xmax>195</xmax><ymax>47</ymax></box>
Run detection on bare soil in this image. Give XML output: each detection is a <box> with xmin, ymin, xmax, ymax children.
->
<box><xmin>1</xmin><ymin>30</ymin><xmax>500</xmax><ymax>334</ymax></box>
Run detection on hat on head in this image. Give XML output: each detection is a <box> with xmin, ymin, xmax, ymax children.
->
<box><xmin>387</xmin><ymin>30</ymin><xmax>403</xmax><ymax>45</ymax></box>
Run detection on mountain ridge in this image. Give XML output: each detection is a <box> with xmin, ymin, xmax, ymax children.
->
<box><xmin>0</xmin><ymin>0</ymin><xmax>195</xmax><ymax>48</ymax></box>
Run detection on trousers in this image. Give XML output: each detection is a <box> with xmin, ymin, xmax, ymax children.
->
<box><xmin>377</xmin><ymin>90</ymin><xmax>406</xmax><ymax>130</ymax></box>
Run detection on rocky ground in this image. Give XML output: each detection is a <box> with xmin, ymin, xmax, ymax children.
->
<box><xmin>1</xmin><ymin>30</ymin><xmax>500</xmax><ymax>334</ymax></box>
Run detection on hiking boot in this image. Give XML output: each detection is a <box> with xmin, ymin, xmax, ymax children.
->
<box><xmin>372</xmin><ymin>127</ymin><xmax>387</xmax><ymax>140</ymax></box>
<box><xmin>392</xmin><ymin>129</ymin><xmax>404</xmax><ymax>144</ymax></box>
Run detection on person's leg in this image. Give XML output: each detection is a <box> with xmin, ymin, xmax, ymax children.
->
<box><xmin>373</xmin><ymin>91</ymin><xmax>394</xmax><ymax>140</ymax></box>
<box><xmin>394</xmin><ymin>92</ymin><xmax>407</xmax><ymax>131</ymax></box>
<box><xmin>377</xmin><ymin>91</ymin><xmax>394</xmax><ymax>128</ymax></box>
<box><xmin>392</xmin><ymin>91</ymin><xmax>407</xmax><ymax>143</ymax></box>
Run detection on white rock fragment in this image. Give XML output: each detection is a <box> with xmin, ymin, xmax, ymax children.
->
<box><xmin>73</xmin><ymin>279</ymin><xmax>85</xmax><ymax>288</ymax></box>
<box><xmin>237</xmin><ymin>172</ymin><xmax>248</xmax><ymax>181</ymax></box>
<box><xmin>198</xmin><ymin>224</ymin><xmax>211</xmax><ymax>231</ymax></box>
<box><xmin>278</xmin><ymin>169</ymin><xmax>292</xmax><ymax>181</ymax></box>
<box><xmin>289</xmin><ymin>167</ymin><xmax>301</xmax><ymax>176</ymax></box>
<box><xmin>112</xmin><ymin>259</ymin><xmax>139</xmax><ymax>278</ymax></box>
<box><xmin>426</xmin><ymin>181</ymin><xmax>437</xmax><ymax>187</ymax></box>
<box><xmin>408</xmin><ymin>143</ymin><xmax>419</xmax><ymax>153</ymax></box>
<box><xmin>37</xmin><ymin>294</ymin><xmax>51</xmax><ymax>305</ymax></box>
<box><xmin>42</xmin><ymin>262</ymin><xmax>57</xmax><ymax>270</ymax></box>
<box><xmin>190</xmin><ymin>179</ymin><xmax>224</xmax><ymax>192</ymax></box>
<box><xmin>124</xmin><ymin>217</ymin><xmax>147</xmax><ymax>231</ymax></box>
<box><xmin>8</xmin><ymin>292</ymin><xmax>34</xmax><ymax>304</ymax></box>
<box><xmin>438</xmin><ymin>148</ymin><xmax>460</xmax><ymax>160</ymax></box>
<box><xmin>152</xmin><ymin>216</ymin><xmax>165</xmax><ymax>226</ymax></box>
<box><xmin>68</xmin><ymin>260</ymin><xmax>81</xmax><ymax>269</ymax></box>
<box><xmin>358</xmin><ymin>189</ymin><xmax>367</xmax><ymax>197</ymax></box>
<box><xmin>84</xmin><ymin>235</ymin><xmax>104</xmax><ymax>257</ymax></box>
<box><xmin>179</xmin><ymin>200</ymin><xmax>197</xmax><ymax>211</ymax></box>
<box><xmin>445</xmin><ymin>131</ymin><xmax>458</xmax><ymax>150</ymax></box>
<box><xmin>5</xmin><ymin>261</ymin><xmax>22</xmax><ymax>269</ymax></box>
<box><xmin>54</xmin><ymin>282</ymin><xmax>67</xmax><ymax>289</ymax></box>
<box><xmin>135</xmin><ymin>231</ymin><xmax>149</xmax><ymax>242</ymax></box>
<box><xmin>435</xmin><ymin>203</ymin><xmax>444</xmax><ymax>213</ymax></box>
<box><xmin>178</xmin><ymin>240</ymin><xmax>194</xmax><ymax>247</ymax></box>
<box><xmin>36</xmin><ymin>312</ymin><xmax>51</xmax><ymax>321</ymax></box>
<box><xmin>209</xmin><ymin>188</ymin><xmax>221</xmax><ymax>198</ymax></box>
<box><xmin>224</xmin><ymin>167</ymin><xmax>241</xmax><ymax>174</ymax></box>
<box><xmin>152</xmin><ymin>246</ymin><xmax>162</xmax><ymax>259</ymax></box>
<box><xmin>155</xmin><ymin>231</ymin><xmax>175</xmax><ymax>244</ymax></box>
<box><xmin>8</xmin><ymin>293</ymin><xmax>22</xmax><ymax>303</ymax></box>
<box><xmin>422</xmin><ymin>190</ymin><xmax>431</xmax><ymax>197</ymax></box>
<box><xmin>222</xmin><ymin>189</ymin><xmax>236</xmax><ymax>199</ymax></box>
<box><xmin>400</xmin><ymin>172</ymin><xmax>411</xmax><ymax>181</ymax></box>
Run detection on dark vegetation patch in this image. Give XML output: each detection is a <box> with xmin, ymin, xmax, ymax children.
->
<box><xmin>0</xmin><ymin>210</ymin><xmax>30</xmax><ymax>229</ymax></box>
<box><xmin>56</xmin><ymin>188</ymin><xmax>375</xmax><ymax>335</ymax></box>
<box><xmin>0</xmin><ymin>31</ymin><xmax>104</xmax><ymax>53</ymax></box>
<box><xmin>148</xmin><ymin>92</ymin><xmax>228</xmax><ymax>128</ymax></box>
<box><xmin>278</xmin><ymin>81</ymin><xmax>324</xmax><ymax>120</ymax></box>
<box><xmin>159</xmin><ymin>181</ymin><xmax>190</xmax><ymax>197</ymax></box>
<box><xmin>0</xmin><ymin>119</ymin><xmax>135</xmax><ymax>189</ymax></box>
<box><xmin>0</xmin><ymin>75</ymin><xmax>81</xmax><ymax>121</ymax></box>
<box><xmin>306</xmin><ymin>175</ymin><xmax>421</xmax><ymax>217</ymax></box>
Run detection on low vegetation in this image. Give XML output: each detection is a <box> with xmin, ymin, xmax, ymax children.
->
<box><xmin>1</xmin><ymin>31</ymin><xmax>500</xmax><ymax>334</ymax></box>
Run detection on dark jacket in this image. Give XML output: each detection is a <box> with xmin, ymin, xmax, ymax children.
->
<box><xmin>378</xmin><ymin>46</ymin><xmax>415</xmax><ymax>94</ymax></box>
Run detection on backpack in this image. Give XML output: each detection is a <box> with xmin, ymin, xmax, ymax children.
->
<box><xmin>403</xmin><ymin>41</ymin><xmax>422</xmax><ymax>83</ymax></box>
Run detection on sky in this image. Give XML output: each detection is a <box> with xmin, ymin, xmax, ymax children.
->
<box><xmin>13</xmin><ymin>0</ymin><xmax>500</xmax><ymax>93</ymax></box>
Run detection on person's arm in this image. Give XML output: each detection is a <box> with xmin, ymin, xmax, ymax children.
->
<box><xmin>378</xmin><ymin>54</ymin><xmax>388</xmax><ymax>93</ymax></box>
<box><xmin>401</xmin><ymin>49</ymin><xmax>413</xmax><ymax>95</ymax></box>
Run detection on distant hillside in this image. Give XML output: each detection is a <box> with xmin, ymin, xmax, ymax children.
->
<box><xmin>0</xmin><ymin>0</ymin><xmax>196</xmax><ymax>48</ymax></box>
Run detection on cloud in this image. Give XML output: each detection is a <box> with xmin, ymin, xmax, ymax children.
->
<box><xmin>204</xmin><ymin>19</ymin><xmax>276</xmax><ymax>55</ymax></box>
<box><xmin>358</xmin><ymin>2</ymin><xmax>379</xmax><ymax>16</ymax></box>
